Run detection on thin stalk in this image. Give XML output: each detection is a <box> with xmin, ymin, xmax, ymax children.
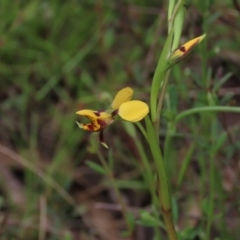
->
<box><xmin>155</xmin><ymin>69</ymin><xmax>171</xmax><ymax>133</ymax></box>
<box><xmin>199</xmin><ymin>154</ymin><xmax>206</xmax><ymax>206</ymax></box>
<box><xmin>135</xmin><ymin>121</ymin><xmax>148</xmax><ymax>141</ymax></box>
<box><xmin>136</xmin><ymin>143</ymin><xmax>159</xmax><ymax>209</ymax></box>
<box><xmin>206</xmin><ymin>118</ymin><xmax>216</xmax><ymax>239</ymax></box>
<box><xmin>135</xmin><ymin>123</ymin><xmax>159</xmax><ymax>208</ymax></box>
<box><xmin>150</xmin><ymin>30</ymin><xmax>173</xmax><ymax>122</ymax></box>
<box><xmin>145</xmin><ymin>115</ymin><xmax>178</xmax><ymax>240</ymax></box>
<box><xmin>168</xmin><ymin>0</ymin><xmax>185</xmax><ymax>36</ymax></box>
<box><xmin>168</xmin><ymin>0</ymin><xmax>175</xmax><ymax>29</ymax></box>
<box><xmin>134</xmin><ymin>139</ymin><xmax>162</xmax><ymax>239</ymax></box>
<box><xmin>206</xmin><ymin>148</ymin><xmax>215</xmax><ymax>239</ymax></box>
<box><xmin>163</xmin><ymin>125</ymin><xmax>174</xmax><ymax>170</ymax></box>
<box><xmin>154</xmin><ymin>0</ymin><xmax>184</xmax><ymax>132</ymax></box>
<box><xmin>175</xmin><ymin>106</ymin><xmax>240</xmax><ymax>122</ymax></box>
<box><xmin>97</xmin><ymin>152</ymin><xmax>132</xmax><ymax>234</ymax></box>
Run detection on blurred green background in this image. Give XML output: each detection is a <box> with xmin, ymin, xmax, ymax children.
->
<box><xmin>0</xmin><ymin>0</ymin><xmax>240</xmax><ymax>239</ymax></box>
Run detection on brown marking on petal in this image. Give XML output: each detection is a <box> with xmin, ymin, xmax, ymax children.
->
<box><xmin>97</xmin><ymin>119</ymin><xmax>107</xmax><ymax>128</ymax></box>
<box><xmin>87</xmin><ymin>124</ymin><xmax>95</xmax><ymax>131</ymax></box>
<box><xmin>94</xmin><ymin>111</ymin><xmax>101</xmax><ymax>116</ymax></box>
<box><xmin>179</xmin><ymin>46</ymin><xmax>186</xmax><ymax>53</ymax></box>
<box><xmin>111</xmin><ymin>109</ymin><xmax>119</xmax><ymax>117</ymax></box>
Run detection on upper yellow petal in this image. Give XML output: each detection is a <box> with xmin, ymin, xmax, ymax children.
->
<box><xmin>118</xmin><ymin>100</ymin><xmax>149</xmax><ymax>122</ymax></box>
<box><xmin>76</xmin><ymin>109</ymin><xmax>112</xmax><ymax>120</ymax></box>
<box><xmin>110</xmin><ymin>87</ymin><xmax>133</xmax><ymax>110</ymax></box>
<box><xmin>169</xmin><ymin>34</ymin><xmax>206</xmax><ymax>63</ymax></box>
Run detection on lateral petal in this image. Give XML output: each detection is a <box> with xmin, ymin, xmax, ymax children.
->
<box><xmin>118</xmin><ymin>100</ymin><xmax>149</xmax><ymax>122</ymax></box>
<box><xmin>76</xmin><ymin>121</ymin><xmax>100</xmax><ymax>132</ymax></box>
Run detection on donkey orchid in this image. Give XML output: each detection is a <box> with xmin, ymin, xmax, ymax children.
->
<box><xmin>76</xmin><ymin>87</ymin><xmax>149</xmax><ymax>148</ymax></box>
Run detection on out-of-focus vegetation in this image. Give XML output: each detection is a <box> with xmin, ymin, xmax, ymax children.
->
<box><xmin>0</xmin><ymin>0</ymin><xmax>240</xmax><ymax>239</ymax></box>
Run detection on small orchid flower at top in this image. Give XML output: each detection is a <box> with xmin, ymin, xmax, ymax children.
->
<box><xmin>76</xmin><ymin>87</ymin><xmax>149</xmax><ymax>149</ymax></box>
<box><xmin>168</xmin><ymin>34</ymin><xmax>206</xmax><ymax>64</ymax></box>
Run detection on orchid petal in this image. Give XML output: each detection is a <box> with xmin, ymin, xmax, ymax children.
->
<box><xmin>118</xmin><ymin>100</ymin><xmax>149</xmax><ymax>122</ymax></box>
<box><xmin>76</xmin><ymin>120</ymin><xmax>100</xmax><ymax>132</ymax></box>
<box><xmin>76</xmin><ymin>109</ymin><xmax>112</xmax><ymax>120</ymax></box>
<box><xmin>110</xmin><ymin>87</ymin><xmax>133</xmax><ymax>110</ymax></box>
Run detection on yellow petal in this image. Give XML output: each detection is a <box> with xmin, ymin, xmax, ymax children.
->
<box><xmin>118</xmin><ymin>100</ymin><xmax>149</xmax><ymax>122</ymax></box>
<box><xmin>169</xmin><ymin>34</ymin><xmax>206</xmax><ymax>63</ymax></box>
<box><xmin>76</xmin><ymin>121</ymin><xmax>100</xmax><ymax>131</ymax></box>
<box><xmin>76</xmin><ymin>109</ymin><xmax>114</xmax><ymax>132</ymax></box>
<box><xmin>110</xmin><ymin>87</ymin><xmax>133</xmax><ymax>110</ymax></box>
<box><xmin>76</xmin><ymin>109</ymin><xmax>112</xmax><ymax>120</ymax></box>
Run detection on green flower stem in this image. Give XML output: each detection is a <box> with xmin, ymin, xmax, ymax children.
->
<box><xmin>170</xmin><ymin>0</ymin><xmax>184</xmax><ymax>20</ymax></box>
<box><xmin>134</xmin><ymin>138</ymin><xmax>162</xmax><ymax>239</ymax></box>
<box><xmin>135</xmin><ymin>121</ymin><xmax>148</xmax><ymax>141</ymax></box>
<box><xmin>150</xmin><ymin>30</ymin><xmax>173</xmax><ymax>123</ymax></box>
<box><xmin>175</xmin><ymin>106</ymin><xmax>240</xmax><ymax>122</ymax></box>
<box><xmin>130</xmin><ymin>122</ymin><xmax>162</xmax><ymax>237</ymax></box>
<box><xmin>97</xmin><ymin>152</ymin><xmax>132</xmax><ymax>235</ymax></box>
<box><xmin>147</xmin><ymin>2</ymin><xmax>186</xmax><ymax>239</ymax></box>
<box><xmin>155</xmin><ymin>69</ymin><xmax>171</xmax><ymax>133</ymax></box>
<box><xmin>153</xmin><ymin>0</ymin><xmax>184</xmax><ymax>131</ymax></box>
<box><xmin>145</xmin><ymin>115</ymin><xmax>178</xmax><ymax>240</ymax></box>
<box><xmin>137</xmin><ymin>142</ymin><xmax>159</xmax><ymax>209</ymax></box>
<box><xmin>168</xmin><ymin>0</ymin><xmax>175</xmax><ymax>29</ymax></box>
<box><xmin>169</xmin><ymin>0</ymin><xmax>185</xmax><ymax>49</ymax></box>
<box><xmin>135</xmin><ymin>122</ymin><xmax>160</xmax><ymax>207</ymax></box>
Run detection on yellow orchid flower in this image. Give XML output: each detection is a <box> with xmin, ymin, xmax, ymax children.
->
<box><xmin>76</xmin><ymin>110</ymin><xmax>114</xmax><ymax>132</ymax></box>
<box><xmin>168</xmin><ymin>34</ymin><xmax>206</xmax><ymax>63</ymax></box>
<box><xmin>76</xmin><ymin>87</ymin><xmax>149</xmax><ymax>148</ymax></box>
